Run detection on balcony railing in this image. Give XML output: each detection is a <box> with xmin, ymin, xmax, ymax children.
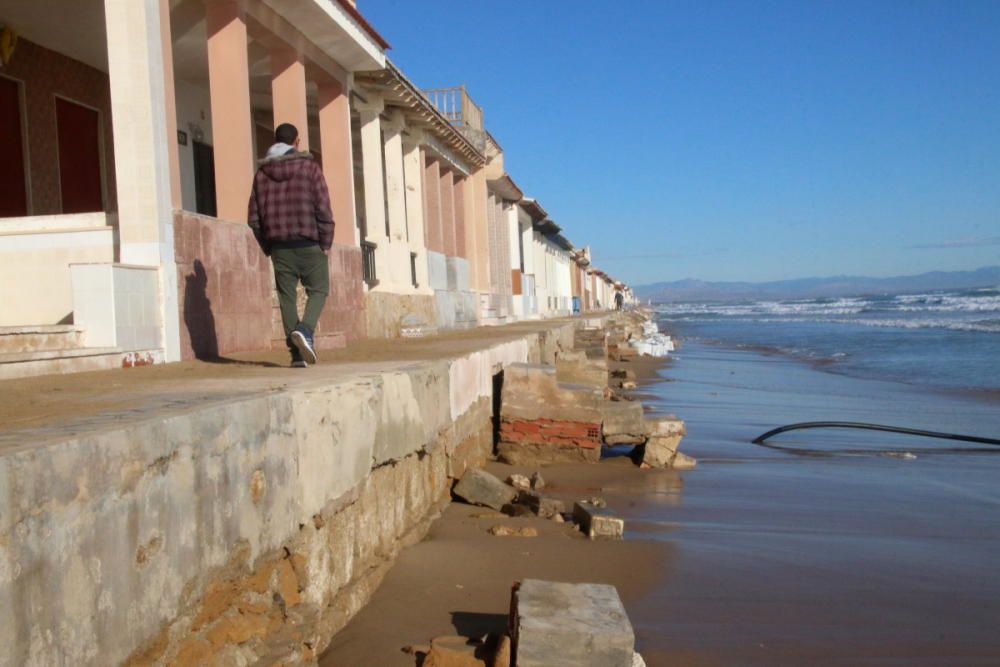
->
<box><xmin>361</xmin><ymin>240</ymin><xmax>378</xmax><ymax>287</ymax></box>
<box><xmin>423</xmin><ymin>85</ymin><xmax>484</xmax><ymax>131</ymax></box>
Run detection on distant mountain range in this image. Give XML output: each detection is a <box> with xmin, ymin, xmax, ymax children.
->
<box><xmin>633</xmin><ymin>266</ymin><xmax>1000</xmax><ymax>303</ymax></box>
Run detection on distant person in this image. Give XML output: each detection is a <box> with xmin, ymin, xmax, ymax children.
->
<box><xmin>248</xmin><ymin>123</ymin><xmax>334</xmax><ymax>368</ymax></box>
<box><xmin>615</xmin><ymin>290</ymin><xmax>624</xmax><ymax>311</ymax></box>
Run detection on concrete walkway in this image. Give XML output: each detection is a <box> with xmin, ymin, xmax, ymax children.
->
<box><xmin>0</xmin><ymin>317</ymin><xmax>587</xmax><ymax>454</ymax></box>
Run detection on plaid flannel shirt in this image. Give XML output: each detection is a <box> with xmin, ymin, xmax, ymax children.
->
<box><xmin>247</xmin><ymin>152</ymin><xmax>334</xmax><ymax>254</ymax></box>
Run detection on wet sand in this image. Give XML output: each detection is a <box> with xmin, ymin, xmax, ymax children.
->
<box><xmin>320</xmin><ymin>356</ymin><xmax>675</xmax><ymax>666</ymax></box>
<box><xmin>631</xmin><ymin>342</ymin><xmax>1000</xmax><ymax>666</ymax></box>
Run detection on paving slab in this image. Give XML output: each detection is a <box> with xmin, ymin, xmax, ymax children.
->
<box><xmin>511</xmin><ymin>579</ymin><xmax>634</xmax><ymax>667</ymax></box>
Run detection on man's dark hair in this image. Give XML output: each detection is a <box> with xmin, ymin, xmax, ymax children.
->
<box><xmin>275</xmin><ymin>123</ymin><xmax>298</xmax><ymax>145</ymax></box>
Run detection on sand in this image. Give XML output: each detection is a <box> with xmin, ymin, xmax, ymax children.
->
<box><xmin>319</xmin><ymin>354</ymin><xmax>675</xmax><ymax>666</ymax></box>
<box><xmin>319</xmin><ymin>458</ymin><xmax>677</xmax><ymax>667</ymax></box>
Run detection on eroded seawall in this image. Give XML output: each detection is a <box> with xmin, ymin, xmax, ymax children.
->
<box><xmin>0</xmin><ymin>319</ymin><xmax>592</xmax><ymax>666</ymax></box>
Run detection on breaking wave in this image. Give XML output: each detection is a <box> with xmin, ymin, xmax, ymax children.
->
<box><xmin>655</xmin><ymin>289</ymin><xmax>1000</xmax><ymax>334</ymax></box>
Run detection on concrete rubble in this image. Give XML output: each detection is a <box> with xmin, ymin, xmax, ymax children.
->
<box><xmin>454</xmin><ymin>469</ymin><xmax>518</xmax><ymax>511</ymax></box>
<box><xmin>573</xmin><ymin>500</ymin><xmax>625</xmax><ymax>539</ymax></box>
<box><xmin>506</xmin><ymin>473</ymin><xmax>531</xmax><ymax>490</ymax></box>
<box><xmin>489</xmin><ymin>525</ymin><xmax>539</xmax><ymax>538</ymax></box>
<box><xmin>510</xmin><ymin>579</ymin><xmax>636</xmax><ymax>667</ymax></box>
<box><xmin>637</xmin><ymin>415</ymin><xmax>688</xmax><ymax>468</ymax></box>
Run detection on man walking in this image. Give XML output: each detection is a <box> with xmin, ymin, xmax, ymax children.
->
<box><xmin>248</xmin><ymin>123</ymin><xmax>334</xmax><ymax>368</ymax></box>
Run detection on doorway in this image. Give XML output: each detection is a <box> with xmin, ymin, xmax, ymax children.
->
<box><xmin>192</xmin><ymin>140</ymin><xmax>217</xmax><ymax>217</ymax></box>
<box><xmin>56</xmin><ymin>97</ymin><xmax>104</xmax><ymax>214</ymax></box>
<box><xmin>0</xmin><ymin>76</ymin><xmax>27</xmax><ymax>217</ymax></box>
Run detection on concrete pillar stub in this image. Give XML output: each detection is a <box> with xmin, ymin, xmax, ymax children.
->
<box><xmin>318</xmin><ymin>78</ymin><xmax>357</xmax><ymax>246</ymax></box>
<box><xmin>206</xmin><ymin>0</ymin><xmax>254</xmax><ymax>223</ymax></box>
<box><xmin>270</xmin><ymin>44</ymin><xmax>309</xmax><ymax>151</ymax></box>
<box><xmin>103</xmin><ymin>0</ymin><xmax>182</xmax><ymax>361</ymax></box>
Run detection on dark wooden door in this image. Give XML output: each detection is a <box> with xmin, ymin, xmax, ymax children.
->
<box><xmin>193</xmin><ymin>141</ymin><xmax>217</xmax><ymax>217</ymax></box>
<box><xmin>56</xmin><ymin>97</ymin><xmax>103</xmax><ymax>213</ymax></box>
<box><xmin>0</xmin><ymin>77</ymin><xmax>28</xmax><ymax>217</ymax></box>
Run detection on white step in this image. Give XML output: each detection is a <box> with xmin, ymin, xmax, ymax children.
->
<box><xmin>0</xmin><ymin>325</ymin><xmax>85</xmax><ymax>354</ymax></box>
<box><xmin>0</xmin><ymin>347</ymin><xmax>163</xmax><ymax>380</ymax></box>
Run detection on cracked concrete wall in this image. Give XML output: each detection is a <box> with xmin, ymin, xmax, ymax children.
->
<box><xmin>0</xmin><ymin>321</ymin><xmax>581</xmax><ymax>667</ymax></box>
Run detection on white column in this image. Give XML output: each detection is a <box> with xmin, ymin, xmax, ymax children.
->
<box><xmin>382</xmin><ymin>111</ymin><xmax>407</xmax><ymax>241</ymax></box>
<box><xmin>403</xmin><ymin>129</ymin><xmax>431</xmax><ymax>293</ymax></box>
<box><xmin>356</xmin><ymin>95</ymin><xmax>386</xmax><ymax>245</ymax></box>
<box><xmin>104</xmin><ymin>0</ymin><xmax>181</xmax><ymax>361</ymax></box>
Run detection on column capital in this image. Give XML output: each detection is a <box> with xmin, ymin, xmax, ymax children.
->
<box><xmin>382</xmin><ymin>108</ymin><xmax>406</xmax><ymax>136</ymax></box>
<box><xmin>402</xmin><ymin>125</ymin><xmax>425</xmax><ymax>147</ymax></box>
<box><xmin>354</xmin><ymin>92</ymin><xmax>384</xmax><ymax>115</ymax></box>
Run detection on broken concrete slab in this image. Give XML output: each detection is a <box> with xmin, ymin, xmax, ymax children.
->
<box><xmin>501</xmin><ymin>363</ymin><xmax>604</xmax><ymax>423</ymax></box>
<box><xmin>511</xmin><ymin>579</ymin><xmax>635</xmax><ymax>667</ymax></box>
<box><xmin>453</xmin><ymin>469</ymin><xmax>517</xmax><ymax>511</ymax></box>
<box><xmin>601</xmin><ymin>401</ymin><xmax>647</xmax><ymax>445</ymax></box>
<box><xmin>555</xmin><ymin>350</ymin><xmax>609</xmax><ymax>388</ymax></box>
<box><xmin>639</xmin><ymin>416</ymin><xmax>687</xmax><ymax>468</ymax></box>
<box><xmin>572</xmin><ymin>501</ymin><xmax>624</xmax><ymax>539</ymax></box>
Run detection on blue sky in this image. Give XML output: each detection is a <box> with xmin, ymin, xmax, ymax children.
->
<box><xmin>360</xmin><ymin>0</ymin><xmax>1000</xmax><ymax>285</ymax></box>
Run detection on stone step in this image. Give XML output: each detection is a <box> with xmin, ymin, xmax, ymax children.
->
<box><xmin>0</xmin><ymin>325</ymin><xmax>85</xmax><ymax>354</ymax></box>
<box><xmin>0</xmin><ymin>347</ymin><xmax>162</xmax><ymax>380</ymax></box>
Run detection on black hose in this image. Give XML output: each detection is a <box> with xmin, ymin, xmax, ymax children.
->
<box><xmin>753</xmin><ymin>421</ymin><xmax>1000</xmax><ymax>447</ymax></box>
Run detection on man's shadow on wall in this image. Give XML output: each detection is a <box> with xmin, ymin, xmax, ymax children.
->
<box><xmin>183</xmin><ymin>259</ymin><xmax>279</xmax><ymax>367</ymax></box>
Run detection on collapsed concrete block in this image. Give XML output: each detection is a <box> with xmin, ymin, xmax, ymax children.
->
<box><xmin>639</xmin><ymin>416</ymin><xmax>687</xmax><ymax>468</ymax></box>
<box><xmin>601</xmin><ymin>401</ymin><xmax>647</xmax><ymax>445</ymax></box>
<box><xmin>501</xmin><ymin>364</ymin><xmax>604</xmax><ymax>423</ymax></box>
<box><xmin>499</xmin><ymin>364</ymin><xmax>605</xmax><ymax>465</ymax></box>
<box><xmin>453</xmin><ymin>469</ymin><xmax>517</xmax><ymax>511</ymax></box>
<box><xmin>511</xmin><ymin>579</ymin><xmax>635</xmax><ymax>667</ymax></box>
<box><xmin>573</xmin><ymin>501</ymin><xmax>624</xmax><ymax>539</ymax></box>
<box><xmin>556</xmin><ymin>350</ymin><xmax>609</xmax><ymax>388</ymax></box>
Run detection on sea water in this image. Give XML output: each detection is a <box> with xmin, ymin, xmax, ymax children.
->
<box><xmin>622</xmin><ymin>288</ymin><xmax>1000</xmax><ymax>665</ymax></box>
<box><xmin>654</xmin><ymin>286</ymin><xmax>1000</xmax><ymax>392</ymax></box>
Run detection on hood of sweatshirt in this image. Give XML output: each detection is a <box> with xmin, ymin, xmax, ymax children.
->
<box><xmin>257</xmin><ymin>151</ymin><xmax>314</xmax><ymax>182</ymax></box>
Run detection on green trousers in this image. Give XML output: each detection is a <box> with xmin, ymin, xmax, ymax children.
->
<box><xmin>271</xmin><ymin>245</ymin><xmax>329</xmax><ymax>346</ymax></box>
